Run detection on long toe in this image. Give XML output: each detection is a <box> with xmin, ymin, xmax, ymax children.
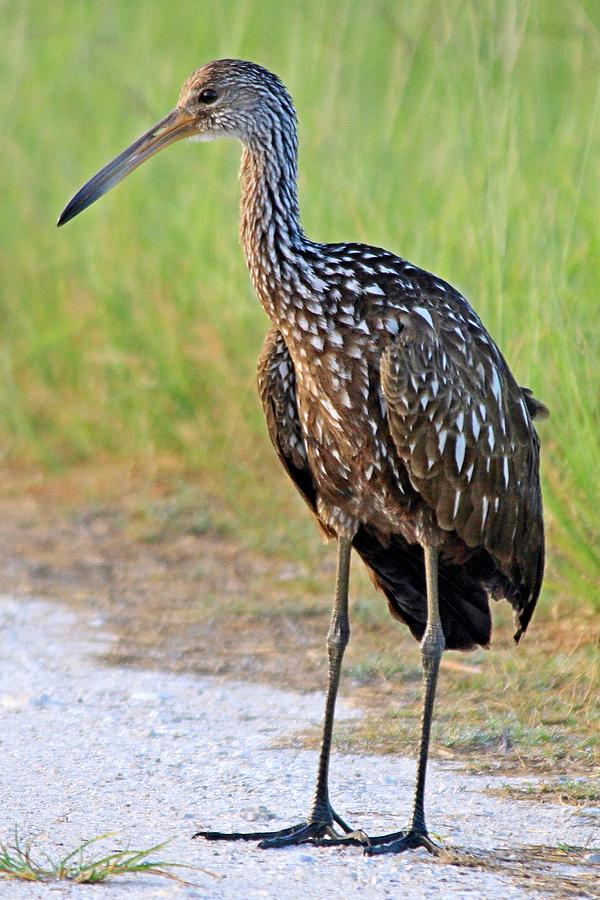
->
<box><xmin>365</xmin><ymin>831</ymin><xmax>443</xmax><ymax>857</ymax></box>
<box><xmin>193</xmin><ymin>823</ymin><xmax>306</xmax><ymax>842</ymax></box>
<box><xmin>258</xmin><ymin>821</ymin><xmax>335</xmax><ymax>849</ymax></box>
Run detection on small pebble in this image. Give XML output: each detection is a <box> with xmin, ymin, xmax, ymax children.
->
<box><xmin>30</xmin><ymin>692</ymin><xmax>52</xmax><ymax>708</ymax></box>
<box><xmin>246</xmin><ymin>804</ymin><xmax>277</xmax><ymax>822</ymax></box>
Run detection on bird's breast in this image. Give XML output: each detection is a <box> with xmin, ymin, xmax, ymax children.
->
<box><xmin>290</xmin><ymin>348</ymin><xmax>411</xmax><ymax>529</ymax></box>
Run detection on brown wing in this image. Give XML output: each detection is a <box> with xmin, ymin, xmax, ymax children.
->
<box><xmin>380</xmin><ymin>305</ymin><xmax>545</xmax><ymax>639</ymax></box>
<box><xmin>257</xmin><ymin>328</ymin><xmax>333</xmax><ymax>536</ymax></box>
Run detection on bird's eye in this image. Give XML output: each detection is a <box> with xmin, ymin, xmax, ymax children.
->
<box><xmin>198</xmin><ymin>88</ymin><xmax>218</xmax><ymax>105</ymax></box>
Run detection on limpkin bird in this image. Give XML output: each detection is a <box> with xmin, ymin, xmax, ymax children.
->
<box><xmin>59</xmin><ymin>59</ymin><xmax>547</xmax><ymax>856</ymax></box>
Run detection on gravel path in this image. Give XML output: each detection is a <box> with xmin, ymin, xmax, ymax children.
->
<box><xmin>0</xmin><ymin>596</ymin><xmax>597</xmax><ymax>898</ymax></box>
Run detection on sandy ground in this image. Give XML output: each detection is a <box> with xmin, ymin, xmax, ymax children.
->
<box><xmin>0</xmin><ymin>595</ymin><xmax>598</xmax><ymax>899</ymax></box>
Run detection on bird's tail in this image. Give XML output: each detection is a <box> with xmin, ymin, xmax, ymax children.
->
<box><xmin>352</xmin><ymin>528</ymin><xmax>492</xmax><ymax>651</ymax></box>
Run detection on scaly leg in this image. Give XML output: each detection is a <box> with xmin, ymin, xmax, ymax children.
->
<box><xmin>194</xmin><ymin>537</ymin><xmax>366</xmax><ymax>848</ymax></box>
<box><xmin>365</xmin><ymin>545</ymin><xmax>445</xmax><ymax>857</ymax></box>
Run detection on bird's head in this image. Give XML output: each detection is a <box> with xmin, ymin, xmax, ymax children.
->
<box><xmin>58</xmin><ymin>59</ymin><xmax>295</xmax><ymax>226</ymax></box>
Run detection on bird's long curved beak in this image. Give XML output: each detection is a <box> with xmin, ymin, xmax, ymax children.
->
<box><xmin>57</xmin><ymin>108</ymin><xmax>196</xmax><ymax>226</ymax></box>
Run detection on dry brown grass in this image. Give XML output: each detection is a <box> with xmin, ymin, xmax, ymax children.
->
<box><xmin>0</xmin><ymin>463</ymin><xmax>597</xmax><ymax>781</ymax></box>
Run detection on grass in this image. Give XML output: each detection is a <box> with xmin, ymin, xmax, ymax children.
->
<box><xmin>0</xmin><ymin>1</ymin><xmax>598</xmax><ymax>610</ymax></box>
<box><xmin>0</xmin><ymin>473</ymin><xmax>596</xmax><ymax>775</ymax></box>
<box><xmin>0</xmin><ymin>832</ymin><xmax>208</xmax><ymax>885</ymax></box>
<box><xmin>496</xmin><ymin>777</ymin><xmax>600</xmax><ymax>806</ymax></box>
<box><xmin>314</xmin><ymin>627</ymin><xmax>599</xmax><ymax>773</ymax></box>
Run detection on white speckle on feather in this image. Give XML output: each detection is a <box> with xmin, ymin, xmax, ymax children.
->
<box><xmin>322</xmin><ymin>398</ymin><xmax>341</xmax><ymax>421</ymax></box>
<box><xmin>490</xmin><ymin>367</ymin><xmax>502</xmax><ymax>403</ymax></box>
<box><xmin>307</xmin><ymin>273</ymin><xmax>327</xmax><ymax>292</ymax></box>
<box><xmin>452</xmin><ymin>490</ymin><xmax>462</xmax><ymax>519</ymax></box>
<box><xmin>455</xmin><ymin>434</ymin><xmax>466</xmax><ymax>472</ymax></box>
<box><xmin>519</xmin><ymin>396</ymin><xmax>530</xmax><ymax>424</ymax></box>
<box><xmin>481</xmin><ymin>496</ymin><xmax>490</xmax><ymax>528</ymax></box>
<box><xmin>413</xmin><ymin>307</ymin><xmax>434</xmax><ymax>329</ymax></box>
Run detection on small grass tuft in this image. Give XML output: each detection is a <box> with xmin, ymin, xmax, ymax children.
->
<box><xmin>0</xmin><ymin>832</ymin><xmax>214</xmax><ymax>885</ymax></box>
<box><xmin>497</xmin><ymin>778</ymin><xmax>600</xmax><ymax>807</ymax></box>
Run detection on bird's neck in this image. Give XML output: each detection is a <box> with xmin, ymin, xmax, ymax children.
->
<box><xmin>240</xmin><ymin>129</ymin><xmax>321</xmax><ymax>328</ymax></box>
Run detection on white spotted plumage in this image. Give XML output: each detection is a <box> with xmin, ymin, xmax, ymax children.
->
<box><xmin>219</xmin><ymin>56</ymin><xmax>548</xmax><ymax>648</ymax></box>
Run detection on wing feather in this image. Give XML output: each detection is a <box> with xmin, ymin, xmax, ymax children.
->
<box><xmin>380</xmin><ymin>304</ymin><xmax>545</xmax><ymax>638</ymax></box>
<box><xmin>257</xmin><ymin>327</ymin><xmax>332</xmax><ymax>537</ymax></box>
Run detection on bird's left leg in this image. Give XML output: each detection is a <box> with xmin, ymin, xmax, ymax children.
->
<box><xmin>364</xmin><ymin>545</ymin><xmax>446</xmax><ymax>857</ymax></box>
<box><xmin>194</xmin><ymin>536</ymin><xmax>366</xmax><ymax>849</ymax></box>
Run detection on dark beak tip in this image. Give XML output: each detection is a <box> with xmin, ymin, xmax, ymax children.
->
<box><xmin>57</xmin><ymin>195</ymin><xmax>88</xmax><ymax>228</ymax></box>
<box><xmin>57</xmin><ymin>201</ymin><xmax>75</xmax><ymax>228</ymax></box>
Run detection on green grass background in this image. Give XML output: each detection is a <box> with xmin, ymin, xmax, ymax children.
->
<box><xmin>1</xmin><ymin>0</ymin><xmax>598</xmax><ymax>606</ymax></box>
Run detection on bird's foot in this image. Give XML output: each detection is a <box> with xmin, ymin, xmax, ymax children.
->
<box><xmin>364</xmin><ymin>828</ymin><xmax>443</xmax><ymax>857</ymax></box>
<box><xmin>194</xmin><ymin>805</ymin><xmax>368</xmax><ymax>849</ymax></box>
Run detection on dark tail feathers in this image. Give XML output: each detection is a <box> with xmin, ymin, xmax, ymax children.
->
<box><xmin>352</xmin><ymin>527</ymin><xmax>492</xmax><ymax>651</ymax></box>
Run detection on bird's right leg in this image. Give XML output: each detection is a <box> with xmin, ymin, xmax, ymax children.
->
<box><xmin>363</xmin><ymin>544</ymin><xmax>446</xmax><ymax>857</ymax></box>
<box><xmin>194</xmin><ymin>536</ymin><xmax>366</xmax><ymax>848</ymax></box>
